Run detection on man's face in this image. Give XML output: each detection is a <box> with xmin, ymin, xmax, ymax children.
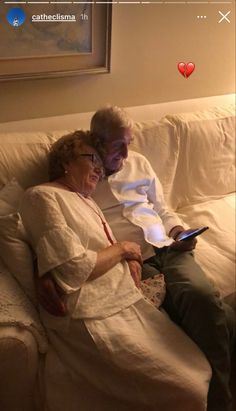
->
<box><xmin>102</xmin><ymin>127</ymin><xmax>133</xmax><ymax>175</ymax></box>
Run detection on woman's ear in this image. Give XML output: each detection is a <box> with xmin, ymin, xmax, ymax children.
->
<box><xmin>63</xmin><ymin>162</ymin><xmax>70</xmax><ymax>174</ymax></box>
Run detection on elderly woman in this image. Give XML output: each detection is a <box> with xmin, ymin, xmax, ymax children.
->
<box><xmin>20</xmin><ymin>130</ymin><xmax>211</xmax><ymax>411</ymax></box>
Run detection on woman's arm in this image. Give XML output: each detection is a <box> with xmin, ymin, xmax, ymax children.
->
<box><xmin>21</xmin><ymin>188</ymin><xmax>142</xmax><ymax>297</ymax></box>
<box><xmin>89</xmin><ymin>241</ymin><xmax>142</xmax><ymax>281</ymax></box>
<box><xmin>37</xmin><ymin>243</ymin><xmax>142</xmax><ymax>316</ymax></box>
<box><xmin>53</xmin><ymin>239</ymin><xmax>142</xmax><ymax>290</ymax></box>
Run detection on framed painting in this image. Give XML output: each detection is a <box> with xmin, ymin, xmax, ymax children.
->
<box><xmin>0</xmin><ymin>2</ymin><xmax>112</xmax><ymax>81</ymax></box>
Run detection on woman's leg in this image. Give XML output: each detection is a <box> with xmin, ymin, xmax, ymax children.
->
<box><xmin>44</xmin><ymin>302</ymin><xmax>211</xmax><ymax>411</ymax></box>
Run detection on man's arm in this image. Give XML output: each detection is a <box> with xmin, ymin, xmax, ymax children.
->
<box><xmin>146</xmin><ymin>162</ymin><xmax>183</xmax><ymax>234</ymax></box>
<box><xmin>146</xmin><ymin>162</ymin><xmax>197</xmax><ymax>251</ymax></box>
<box><xmin>36</xmin><ymin>272</ymin><xmax>67</xmax><ymax>316</ymax></box>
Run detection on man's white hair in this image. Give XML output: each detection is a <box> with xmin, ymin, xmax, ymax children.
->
<box><xmin>90</xmin><ymin>105</ymin><xmax>133</xmax><ymax>139</ymax></box>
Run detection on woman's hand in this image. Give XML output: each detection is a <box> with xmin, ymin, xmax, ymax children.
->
<box><xmin>127</xmin><ymin>260</ymin><xmax>142</xmax><ymax>288</ymax></box>
<box><xmin>118</xmin><ymin>241</ymin><xmax>143</xmax><ymax>265</ymax></box>
<box><xmin>88</xmin><ymin>241</ymin><xmax>142</xmax><ymax>281</ymax></box>
<box><xmin>36</xmin><ymin>273</ymin><xmax>67</xmax><ymax>316</ymax></box>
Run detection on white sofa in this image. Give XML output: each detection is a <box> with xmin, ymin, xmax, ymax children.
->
<box><xmin>0</xmin><ymin>94</ymin><xmax>235</xmax><ymax>411</ymax></box>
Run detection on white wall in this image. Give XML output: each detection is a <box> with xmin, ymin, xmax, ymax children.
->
<box><xmin>0</xmin><ymin>2</ymin><xmax>235</xmax><ymax>122</ymax></box>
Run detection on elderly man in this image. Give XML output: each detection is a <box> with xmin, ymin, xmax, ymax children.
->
<box><xmin>39</xmin><ymin>106</ymin><xmax>234</xmax><ymax>411</ymax></box>
<box><xmin>90</xmin><ymin>106</ymin><xmax>234</xmax><ymax>411</ymax></box>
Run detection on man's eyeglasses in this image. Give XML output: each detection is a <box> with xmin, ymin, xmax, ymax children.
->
<box><xmin>78</xmin><ymin>153</ymin><xmax>105</xmax><ymax>178</ymax></box>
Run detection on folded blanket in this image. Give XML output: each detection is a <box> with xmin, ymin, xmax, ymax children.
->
<box><xmin>0</xmin><ymin>266</ymin><xmax>48</xmax><ymax>353</ymax></box>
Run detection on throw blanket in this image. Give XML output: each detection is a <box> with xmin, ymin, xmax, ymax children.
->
<box><xmin>0</xmin><ymin>267</ymin><xmax>48</xmax><ymax>353</ymax></box>
<box><xmin>140</xmin><ymin>273</ymin><xmax>166</xmax><ymax>308</ymax></box>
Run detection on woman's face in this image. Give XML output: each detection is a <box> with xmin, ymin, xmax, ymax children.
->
<box><xmin>65</xmin><ymin>145</ymin><xmax>104</xmax><ymax>196</ymax></box>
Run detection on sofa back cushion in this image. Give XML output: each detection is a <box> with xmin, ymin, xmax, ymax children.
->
<box><xmin>0</xmin><ymin>104</ymin><xmax>235</xmax><ymax>210</ymax></box>
<box><xmin>0</xmin><ymin>131</ymin><xmax>69</xmax><ymax>189</ymax></box>
<box><xmin>0</xmin><ymin>122</ymin><xmax>179</xmax><ymax>209</ymax></box>
<box><xmin>166</xmin><ymin>105</ymin><xmax>235</xmax><ymax>208</ymax></box>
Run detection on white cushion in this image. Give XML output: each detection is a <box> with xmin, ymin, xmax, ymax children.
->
<box><xmin>0</xmin><ymin>180</ymin><xmax>36</xmax><ymax>304</ymax></box>
<box><xmin>0</xmin><ymin>213</ymin><xmax>36</xmax><ymax>305</ymax></box>
<box><xmin>0</xmin><ymin>178</ymin><xmax>25</xmax><ymax>215</ymax></box>
<box><xmin>166</xmin><ymin>104</ymin><xmax>235</xmax><ymax>208</ymax></box>
<box><xmin>0</xmin><ymin>131</ymin><xmax>69</xmax><ymax>189</ymax></box>
<box><xmin>177</xmin><ymin>193</ymin><xmax>235</xmax><ymax>298</ymax></box>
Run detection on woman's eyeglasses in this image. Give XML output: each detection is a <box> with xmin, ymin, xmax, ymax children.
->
<box><xmin>78</xmin><ymin>153</ymin><xmax>105</xmax><ymax>178</ymax></box>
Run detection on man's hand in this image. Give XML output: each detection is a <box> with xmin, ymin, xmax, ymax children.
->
<box><xmin>170</xmin><ymin>229</ymin><xmax>197</xmax><ymax>252</ymax></box>
<box><xmin>127</xmin><ymin>260</ymin><xmax>142</xmax><ymax>288</ymax></box>
<box><xmin>36</xmin><ymin>273</ymin><xmax>67</xmax><ymax>316</ymax></box>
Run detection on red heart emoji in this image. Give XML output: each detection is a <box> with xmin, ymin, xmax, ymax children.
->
<box><xmin>178</xmin><ymin>62</ymin><xmax>195</xmax><ymax>78</ymax></box>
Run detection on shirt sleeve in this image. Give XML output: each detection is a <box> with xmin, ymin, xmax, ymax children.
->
<box><xmin>145</xmin><ymin>161</ymin><xmax>183</xmax><ymax>235</ymax></box>
<box><xmin>20</xmin><ymin>188</ymin><xmax>97</xmax><ymax>290</ymax></box>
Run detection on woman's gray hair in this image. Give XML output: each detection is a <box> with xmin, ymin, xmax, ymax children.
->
<box><xmin>48</xmin><ymin>130</ymin><xmax>94</xmax><ymax>181</ymax></box>
<box><xmin>90</xmin><ymin>105</ymin><xmax>133</xmax><ymax>140</ymax></box>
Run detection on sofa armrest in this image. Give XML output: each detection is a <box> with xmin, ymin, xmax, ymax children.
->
<box><xmin>0</xmin><ymin>267</ymin><xmax>48</xmax><ymax>353</ymax></box>
<box><xmin>0</xmin><ymin>325</ymin><xmax>39</xmax><ymax>411</ymax></box>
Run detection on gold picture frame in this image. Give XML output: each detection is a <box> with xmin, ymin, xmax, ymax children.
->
<box><xmin>0</xmin><ymin>3</ymin><xmax>112</xmax><ymax>81</ymax></box>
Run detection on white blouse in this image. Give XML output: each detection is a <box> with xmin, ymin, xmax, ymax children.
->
<box><xmin>20</xmin><ymin>186</ymin><xmax>142</xmax><ymax>320</ymax></box>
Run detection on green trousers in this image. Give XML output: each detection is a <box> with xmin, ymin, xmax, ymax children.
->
<box><xmin>143</xmin><ymin>247</ymin><xmax>235</xmax><ymax>411</ymax></box>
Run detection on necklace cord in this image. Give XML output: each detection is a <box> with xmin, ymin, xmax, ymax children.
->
<box><xmin>61</xmin><ymin>181</ymin><xmax>114</xmax><ymax>245</ymax></box>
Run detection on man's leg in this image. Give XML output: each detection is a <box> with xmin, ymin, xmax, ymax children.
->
<box><xmin>144</xmin><ymin>248</ymin><xmax>235</xmax><ymax>411</ymax></box>
<box><xmin>142</xmin><ymin>262</ymin><xmax>162</xmax><ymax>280</ymax></box>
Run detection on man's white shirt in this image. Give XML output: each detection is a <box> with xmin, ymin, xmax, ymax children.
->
<box><xmin>93</xmin><ymin>151</ymin><xmax>182</xmax><ymax>260</ymax></box>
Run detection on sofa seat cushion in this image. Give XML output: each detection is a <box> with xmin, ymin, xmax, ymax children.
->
<box><xmin>177</xmin><ymin>193</ymin><xmax>235</xmax><ymax>298</ymax></box>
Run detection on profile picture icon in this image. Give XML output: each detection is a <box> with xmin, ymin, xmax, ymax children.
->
<box><xmin>7</xmin><ymin>7</ymin><xmax>26</xmax><ymax>27</ymax></box>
